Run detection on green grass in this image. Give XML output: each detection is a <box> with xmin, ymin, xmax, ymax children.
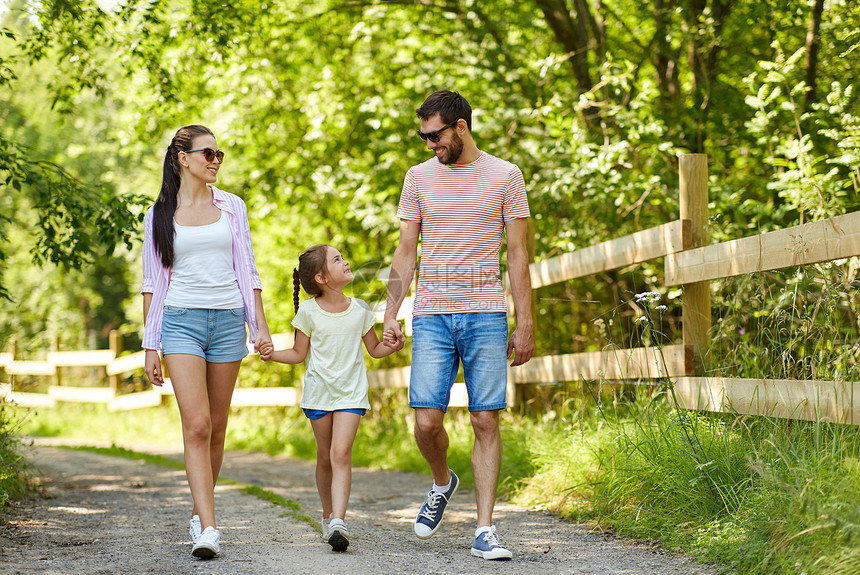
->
<box><xmin>62</xmin><ymin>444</ymin><xmax>186</xmax><ymax>469</ymax></box>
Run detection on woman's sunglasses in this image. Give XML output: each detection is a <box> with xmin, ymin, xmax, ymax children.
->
<box><xmin>183</xmin><ymin>147</ymin><xmax>225</xmax><ymax>163</ymax></box>
<box><xmin>416</xmin><ymin>120</ymin><xmax>458</xmax><ymax>143</ymax></box>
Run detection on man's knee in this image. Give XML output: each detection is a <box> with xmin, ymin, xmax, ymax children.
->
<box><xmin>470</xmin><ymin>409</ymin><xmax>500</xmax><ymax>436</ymax></box>
<box><xmin>414</xmin><ymin>408</ymin><xmax>446</xmax><ymax>437</ymax></box>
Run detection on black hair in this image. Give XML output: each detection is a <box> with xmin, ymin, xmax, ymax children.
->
<box><xmin>153</xmin><ymin>124</ymin><xmax>215</xmax><ymax>268</ymax></box>
<box><xmin>292</xmin><ymin>244</ymin><xmax>330</xmax><ymax>313</ymax></box>
<box><xmin>416</xmin><ymin>90</ymin><xmax>472</xmax><ymax>131</ymax></box>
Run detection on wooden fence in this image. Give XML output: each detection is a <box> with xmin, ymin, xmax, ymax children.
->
<box><xmin>2</xmin><ymin>153</ymin><xmax>859</xmax><ymax>423</ymax></box>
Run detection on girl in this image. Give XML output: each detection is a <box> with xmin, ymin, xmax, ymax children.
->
<box><xmin>142</xmin><ymin>125</ymin><xmax>272</xmax><ymax>559</ymax></box>
<box><xmin>259</xmin><ymin>244</ymin><xmax>403</xmax><ymax>551</ymax></box>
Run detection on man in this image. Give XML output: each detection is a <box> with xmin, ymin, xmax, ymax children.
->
<box><xmin>383</xmin><ymin>90</ymin><xmax>534</xmax><ymax>560</ymax></box>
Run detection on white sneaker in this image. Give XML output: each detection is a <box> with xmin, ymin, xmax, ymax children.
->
<box><xmin>191</xmin><ymin>526</ymin><xmax>221</xmax><ymax>558</ymax></box>
<box><xmin>326</xmin><ymin>518</ymin><xmax>349</xmax><ymax>552</ymax></box>
<box><xmin>321</xmin><ymin>517</ymin><xmax>331</xmax><ymax>541</ymax></box>
<box><xmin>189</xmin><ymin>515</ymin><xmax>202</xmax><ymax>543</ymax></box>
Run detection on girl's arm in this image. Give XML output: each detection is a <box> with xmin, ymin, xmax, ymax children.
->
<box><xmin>363</xmin><ymin>326</ymin><xmax>404</xmax><ymax>359</ymax></box>
<box><xmin>263</xmin><ymin>329</ymin><xmax>310</xmax><ymax>364</ymax></box>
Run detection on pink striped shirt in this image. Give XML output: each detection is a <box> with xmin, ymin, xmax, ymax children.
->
<box><xmin>140</xmin><ymin>185</ymin><xmax>263</xmax><ymax>351</ymax></box>
<box><xmin>398</xmin><ymin>152</ymin><xmax>530</xmax><ymax>315</ymax></box>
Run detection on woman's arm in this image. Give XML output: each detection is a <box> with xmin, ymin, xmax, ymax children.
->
<box><xmin>263</xmin><ymin>329</ymin><xmax>310</xmax><ymax>364</ymax></box>
<box><xmin>252</xmin><ymin>288</ymin><xmax>272</xmax><ymax>354</ymax></box>
<box><xmin>363</xmin><ymin>326</ymin><xmax>404</xmax><ymax>359</ymax></box>
<box><xmin>142</xmin><ymin>292</ymin><xmax>163</xmax><ymax>386</ymax></box>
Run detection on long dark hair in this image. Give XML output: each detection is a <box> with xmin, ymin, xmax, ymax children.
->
<box><xmin>292</xmin><ymin>244</ymin><xmax>329</xmax><ymax>313</ymax></box>
<box><xmin>153</xmin><ymin>124</ymin><xmax>215</xmax><ymax>268</ymax></box>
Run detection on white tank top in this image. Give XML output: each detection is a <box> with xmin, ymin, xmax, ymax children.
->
<box><xmin>164</xmin><ymin>212</ymin><xmax>244</xmax><ymax>309</ymax></box>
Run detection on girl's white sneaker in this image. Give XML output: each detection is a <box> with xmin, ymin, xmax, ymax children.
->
<box><xmin>326</xmin><ymin>518</ymin><xmax>349</xmax><ymax>552</ymax></box>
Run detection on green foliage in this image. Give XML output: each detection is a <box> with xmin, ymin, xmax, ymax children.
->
<box><xmin>0</xmin><ymin>402</ymin><xmax>29</xmax><ymax>513</ymax></box>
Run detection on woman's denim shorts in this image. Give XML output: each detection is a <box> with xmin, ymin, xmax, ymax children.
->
<box><xmin>161</xmin><ymin>306</ymin><xmax>249</xmax><ymax>363</ymax></box>
<box><xmin>409</xmin><ymin>312</ymin><xmax>508</xmax><ymax>412</ymax></box>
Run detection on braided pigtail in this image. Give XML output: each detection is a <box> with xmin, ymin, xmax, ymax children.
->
<box><xmin>294</xmin><ymin>244</ymin><xmax>329</xmax><ymax>302</ymax></box>
<box><xmin>292</xmin><ymin>268</ymin><xmax>301</xmax><ymax>314</ymax></box>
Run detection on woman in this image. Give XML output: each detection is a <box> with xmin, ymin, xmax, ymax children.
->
<box><xmin>141</xmin><ymin>124</ymin><xmax>271</xmax><ymax>559</ymax></box>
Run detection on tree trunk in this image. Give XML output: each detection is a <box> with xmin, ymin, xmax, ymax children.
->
<box><xmin>686</xmin><ymin>0</ymin><xmax>733</xmax><ymax>152</ymax></box>
<box><xmin>654</xmin><ymin>0</ymin><xmax>681</xmax><ymax>101</ymax></box>
<box><xmin>536</xmin><ymin>0</ymin><xmax>599</xmax><ymax>120</ymax></box>
<box><xmin>804</xmin><ymin>0</ymin><xmax>825</xmax><ymax>112</ymax></box>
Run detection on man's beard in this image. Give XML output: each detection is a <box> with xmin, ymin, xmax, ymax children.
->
<box><xmin>437</xmin><ymin>131</ymin><xmax>464</xmax><ymax>165</ymax></box>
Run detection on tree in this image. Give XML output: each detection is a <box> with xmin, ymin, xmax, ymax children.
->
<box><xmin>0</xmin><ymin>4</ymin><xmax>145</xmax><ymax>304</ymax></box>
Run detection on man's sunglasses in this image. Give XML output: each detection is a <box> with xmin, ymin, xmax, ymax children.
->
<box><xmin>183</xmin><ymin>147</ymin><xmax>224</xmax><ymax>163</ymax></box>
<box><xmin>416</xmin><ymin>120</ymin><xmax>459</xmax><ymax>143</ymax></box>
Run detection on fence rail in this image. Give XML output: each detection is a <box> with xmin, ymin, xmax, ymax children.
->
<box><xmin>2</xmin><ymin>154</ymin><xmax>860</xmax><ymax>424</ymax></box>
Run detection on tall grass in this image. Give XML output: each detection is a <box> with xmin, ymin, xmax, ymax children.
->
<box><xmin>0</xmin><ymin>402</ymin><xmax>30</xmax><ymax>512</ymax></box>
<box><xmin>532</xmin><ymin>264</ymin><xmax>860</xmax><ymax>574</ymax></box>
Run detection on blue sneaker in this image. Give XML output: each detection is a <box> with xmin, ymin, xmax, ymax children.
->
<box><xmin>414</xmin><ymin>469</ymin><xmax>459</xmax><ymax>539</ymax></box>
<box><xmin>471</xmin><ymin>526</ymin><xmax>512</xmax><ymax>560</ymax></box>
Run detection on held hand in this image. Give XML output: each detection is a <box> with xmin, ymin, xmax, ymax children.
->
<box><xmin>506</xmin><ymin>325</ymin><xmax>535</xmax><ymax>367</ymax></box>
<box><xmin>383</xmin><ymin>318</ymin><xmax>405</xmax><ymax>348</ymax></box>
<box><xmin>383</xmin><ymin>334</ymin><xmax>405</xmax><ymax>352</ymax></box>
<box><xmin>144</xmin><ymin>349</ymin><xmax>164</xmax><ymax>387</ymax></box>
<box><xmin>258</xmin><ymin>340</ymin><xmax>275</xmax><ymax>361</ymax></box>
<box><xmin>254</xmin><ymin>330</ymin><xmax>273</xmax><ymax>356</ymax></box>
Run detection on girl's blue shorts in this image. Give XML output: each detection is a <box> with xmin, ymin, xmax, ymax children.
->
<box><xmin>302</xmin><ymin>408</ymin><xmax>367</xmax><ymax>420</ymax></box>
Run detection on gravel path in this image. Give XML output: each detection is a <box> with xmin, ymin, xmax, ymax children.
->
<box><xmin>0</xmin><ymin>441</ymin><xmax>721</xmax><ymax>574</ymax></box>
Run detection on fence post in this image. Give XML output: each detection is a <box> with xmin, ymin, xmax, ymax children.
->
<box><xmin>679</xmin><ymin>154</ymin><xmax>711</xmax><ymax>376</ymax></box>
<box><xmin>8</xmin><ymin>336</ymin><xmax>17</xmax><ymax>389</ymax></box>
<box><xmin>109</xmin><ymin>330</ymin><xmax>123</xmax><ymax>392</ymax></box>
<box><xmin>52</xmin><ymin>334</ymin><xmax>62</xmax><ymax>387</ymax></box>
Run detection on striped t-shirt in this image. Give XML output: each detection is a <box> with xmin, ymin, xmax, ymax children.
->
<box><xmin>398</xmin><ymin>151</ymin><xmax>530</xmax><ymax>315</ymax></box>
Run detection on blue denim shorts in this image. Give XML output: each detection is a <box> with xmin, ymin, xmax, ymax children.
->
<box><xmin>302</xmin><ymin>408</ymin><xmax>367</xmax><ymax>420</ymax></box>
<box><xmin>161</xmin><ymin>306</ymin><xmax>249</xmax><ymax>363</ymax></box>
<box><xmin>409</xmin><ymin>312</ymin><xmax>508</xmax><ymax>412</ymax></box>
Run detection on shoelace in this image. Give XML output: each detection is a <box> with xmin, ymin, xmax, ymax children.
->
<box><xmin>418</xmin><ymin>490</ymin><xmax>444</xmax><ymax>521</ymax></box>
<box><xmin>197</xmin><ymin>528</ymin><xmax>219</xmax><ymax>544</ymax></box>
<box><xmin>482</xmin><ymin>526</ymin><xmax>502</xmax><ymax>547</ymax></box>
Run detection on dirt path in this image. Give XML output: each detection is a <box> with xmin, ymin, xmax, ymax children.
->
<box><xmin>0</xmin><ymin>440</ymin><xmax>720</xmax><ymax>574</ymax></box>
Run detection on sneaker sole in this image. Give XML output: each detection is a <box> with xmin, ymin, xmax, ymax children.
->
<box><xmin>328</xmin><ymin>531</ymin><xmax>349</xmax><ymax>552</ymax></box>
<box><xmin>191</xmin><ymin>543</ymin><xmax>219</xmax><ymax>559</ymax></box>
<box><xmin>471</xmin><ymin>547</ymin><xmax>512</xmax><ymax>560</ymax></box>
<box><xmin>414</xmin><ymin>479</ymin><xmax>460</xmax><ymax>539</ymax></box>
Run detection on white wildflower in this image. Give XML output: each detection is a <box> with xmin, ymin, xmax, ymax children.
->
<box><xmin>634</xmin><ymin>291</ymin><xmax>661</xmax><ymax>304</ymax></box>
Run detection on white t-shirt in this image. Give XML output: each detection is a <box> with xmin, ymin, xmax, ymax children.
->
<box><xmin>293</xmin><ymin>297</ymin><xmax>377</xmax><ymax>411</ymax></box>
<box><xmin>397</xmin><ymin>151</ymin><xmax>530</xmax><ymax>315</ymax></box>
<box><xmin>164</xmin><ymin>212</ymin><xmax>243</xmax><ymax>309</ymax></box>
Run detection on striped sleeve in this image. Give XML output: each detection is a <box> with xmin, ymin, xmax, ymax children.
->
<box><xmin>235</xmin><ymin>194</ymin><xmax>263</xmax><ymax>291</ymax></box>
<box><xmin>503</xmin><ymin>165</ymin><xmax>530</xmax><ymax>222</ymax></box>
<box><xmin>397</xmin><ymin>168</ymin><xmax>421</xmax><ymax>223</ymax></box>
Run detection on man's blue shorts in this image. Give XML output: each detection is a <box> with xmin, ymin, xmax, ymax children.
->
<box><xmin>409</xmin><ymin>312</ymin><xmax>508</xmax><ymax>412</ymax></box>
